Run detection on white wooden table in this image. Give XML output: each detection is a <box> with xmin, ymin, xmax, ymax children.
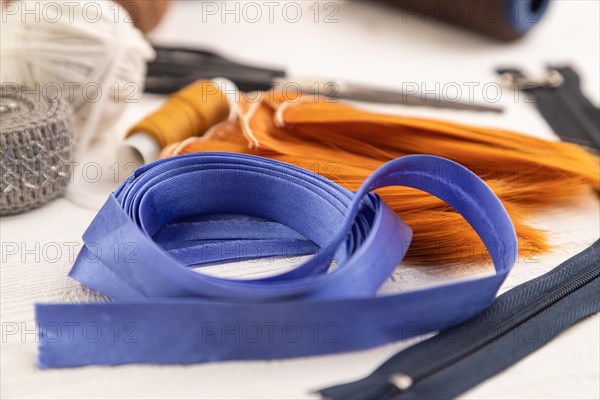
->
<box><xmin>2</xmin><ymin>1</ymin><xmax>599</xmax><ymax>398</ymax></box>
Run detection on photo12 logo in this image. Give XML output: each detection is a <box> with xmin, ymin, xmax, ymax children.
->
<box><xmin>2</xmin><ymin>1</ymin><xmax>134</xmax><ymax>24</ymax></box>
<box><xmin>1</xmin><ymin>321</ymin><xmax>140</xmax><ymax>344</ymax></box>
<box><xmin>199</xmin><ymin>1</ymin><xmax>340</xmax><ymax>24</ymax></box>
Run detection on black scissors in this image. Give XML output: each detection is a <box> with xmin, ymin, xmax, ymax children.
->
<box><xmin>146</xmin><ymin>45</ymin><xmax>286</xmax><ymax>94</ymax></box>
<box><xmin>146</xmin><ymin>45</ymin><xmax>502</xmax><ymax>113</ymax></box>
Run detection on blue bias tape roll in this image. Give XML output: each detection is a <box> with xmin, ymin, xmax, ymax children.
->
<box><xmin>36</xmin><ymin>153</ymin><xmax>517</xmax><ymax>368</ymax></box>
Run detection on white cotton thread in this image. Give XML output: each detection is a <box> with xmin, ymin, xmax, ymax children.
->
<box><xmin>239</xmin><ymin>96</ymin><xmax>262</xmax><ymax>148</ymax></box>
<box><xmin>0</xmin><ymin>0</ymin><xmax>155</xmax><ymax>155</ymax></box>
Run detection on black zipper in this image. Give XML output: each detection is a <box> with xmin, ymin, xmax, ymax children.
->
<box><xmin>497</xmin><ymin>65</ymin><xmax>599</xmax><ymax>150</ymax></box>
<box><xmin>400</xmin><ymin>263</ymin><xmax>600</xmax><ymax>387</ymax></box>
<box><xmin>317</xmin><ymin>240</ymin><xmax>600</xmax><ymax>400</ymax></box>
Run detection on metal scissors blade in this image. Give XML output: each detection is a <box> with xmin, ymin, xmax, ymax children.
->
<box><xmin>283</xmin><ymin>79</ymin><xmax>503</xmax><ymax>113</ymax></box>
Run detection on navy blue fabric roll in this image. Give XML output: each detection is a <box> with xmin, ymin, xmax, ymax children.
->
<box><xmin>389</xmin><ymin>0</ymin><xmax>550</xmax><ymax>40</ymax></box>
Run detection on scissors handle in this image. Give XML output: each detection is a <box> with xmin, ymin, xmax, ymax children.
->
<box><xmin>145</xmin><ymin>45</ymin><xmax>286</xmax><ymax>94</ymax></box>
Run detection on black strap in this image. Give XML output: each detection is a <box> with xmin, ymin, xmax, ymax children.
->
<box><xmin>318</xmin><ymin>240</ymin><xmax>600</xmax><ymax>400</ymax></box>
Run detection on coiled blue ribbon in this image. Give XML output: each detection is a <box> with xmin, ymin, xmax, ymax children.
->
<box><xmin>36</xmin><ymin>153</ymin><xmax>517</xmax><ymax>368</ymax></box>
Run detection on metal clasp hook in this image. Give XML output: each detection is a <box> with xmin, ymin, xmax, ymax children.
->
<box><xmin>498</xmin><ymin>67</ymin><xmax>563</xmax><ymax>90</ymax></box>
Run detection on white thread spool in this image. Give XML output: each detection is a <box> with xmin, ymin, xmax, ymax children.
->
<box><xmin>0</xmin><ymin>0</ymin><xmax>155</xmax><ymax>154</ymax></box>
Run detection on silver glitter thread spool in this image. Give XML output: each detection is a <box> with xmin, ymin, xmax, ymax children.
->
<box><xmin>1</xmin><ymin>84</ymin><xmax>75</xmax><ymax>215</ymax></box>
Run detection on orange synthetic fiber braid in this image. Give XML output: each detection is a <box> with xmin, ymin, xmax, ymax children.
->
<box><xmin>158</xmin><ymin>92</ymin><xmax>599</xmax><ymax>263</ymax></box>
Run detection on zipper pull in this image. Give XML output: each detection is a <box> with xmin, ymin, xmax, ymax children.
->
<box><xmin>497</xmin><ymin>65</ymin><xmax>599</xmax><ymax>151</ymax></box>
<box><xmin>389</xmin><ymin>373</ymin><xmax>414</xmax><ymax>392</ymax></box>
<box><xmin>498</xmin><ymin>67</ymin><xmax>563</xmax><ymax>90</ymax></box>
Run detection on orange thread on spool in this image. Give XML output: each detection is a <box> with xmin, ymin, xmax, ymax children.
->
<box><xmin>153</xmin><ymin>88</ymin><xmax>599</xmax><ymax>264</ymax></box>
<box><xmin>127</xmin><ymin>80</ymin><xmax>231</xmax><ymax>149</ymax></box>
